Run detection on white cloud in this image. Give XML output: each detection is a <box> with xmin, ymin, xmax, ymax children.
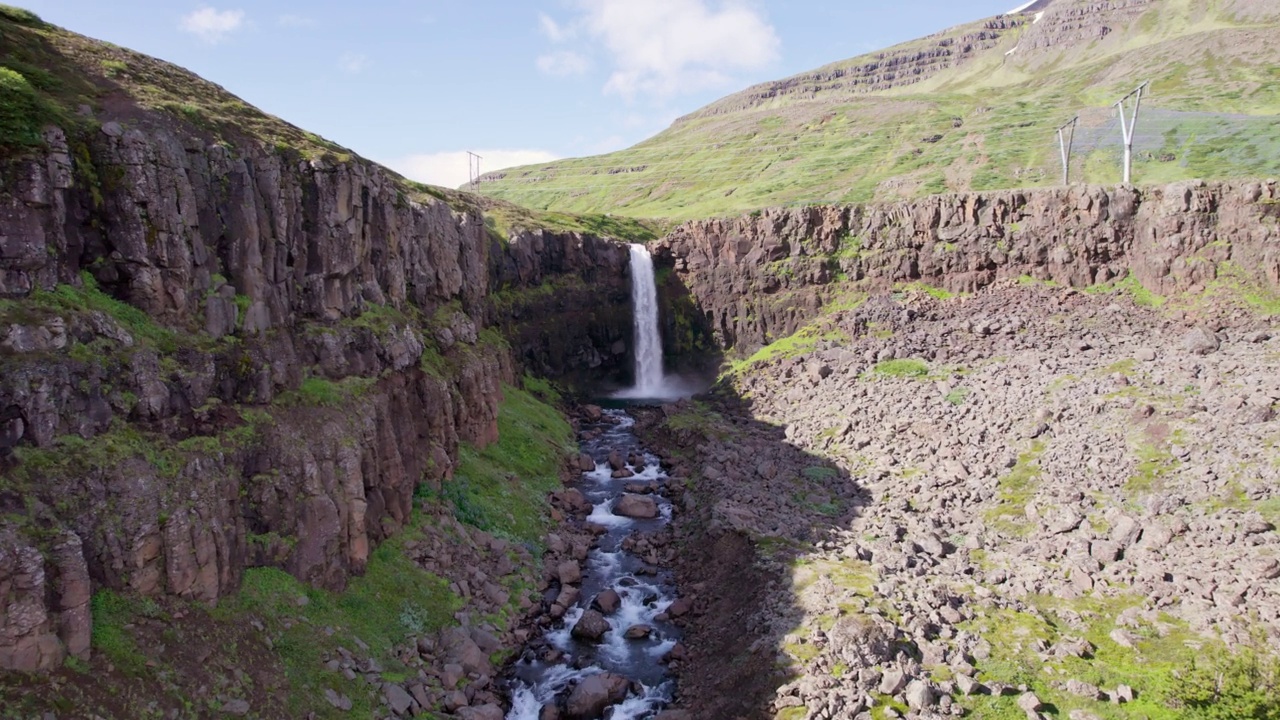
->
<box><xmin>542</xmin><ymin>0</ymin><xmax>780</xmax><ymax>99</ymax></box>
<box><xmin>278</xmin><ymin>14</ymin><xmax>316</xmax><ymax>28</ymax></box>
<box><xmin>385</xmin><ymin>149</ymin><xmax>562</xmax><ymax>189</ymax></box>
<box><xmin>179</xmin><ymin>7</ymin><xmax>245</xmax><ymax>44</ymax></box>
<box><xmin>539</xmin><ymin>13</ymin><xmax>572</xmax><ymax>42</ymax></box>
<box><xmin>338</xmin><ymin>52</ymin><xmax>372</xmax><ymax>75</ymax></box>
<box><xmin>537</xmin><ymin>50</ymin><xmax>590</xmax><ymax>76</ymax></box>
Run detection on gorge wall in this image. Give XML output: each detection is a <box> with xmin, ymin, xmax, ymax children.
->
<box><xmin>0</xmin><ymin>122</ymin><xmax>632</xmax><ymax>672</ymax></box>
<box><xmin>652</xmin><ymin>180</ymin><xmax>1280</xmax><ymax>356</ymax></box>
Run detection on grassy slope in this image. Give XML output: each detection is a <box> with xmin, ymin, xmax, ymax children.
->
<box><xmin>479</xmin><ymin>1</ymin><xmax>1280</xmax><ymax>220</ymax></box>
<box><xmin>0</xmin><ymin>5</ymin><xmax>661</xmax><ymax>243</ymax></box>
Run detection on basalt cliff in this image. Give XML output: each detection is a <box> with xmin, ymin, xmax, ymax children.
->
<box><xmin>4</xmin><ymin>5</ymin><xmax>1280</xmax><ymax>720</ymax></box>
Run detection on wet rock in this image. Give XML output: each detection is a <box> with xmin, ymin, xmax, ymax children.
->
<box><xmin>608</xmin><ymin>451</ymin><xmax>626</xmax><ymax>471</ymax></box>
<box><xmin>571</xmin><ymin>610</ymin><xmax>611</xmax><ymax>642</ymax></box>
<box><xmin>614</xmin><ymin>494</ymin><xmax>659</xmax><ymax>519</ymax></box>
<box><xmin>665</xmin><ymin>597</ymin><xmax>692</xmax><ymax>618</ymax></box>
<box><xmin>624</xmin><ymin>624</ymin><xmax>653</xmax><ymax>640</ymax></box>
<box><xmin>593</xmin><ymin>589</ymin><xmax>621</xmax><ymax>614</ymax></box>
<box><xmin>566</xmin><ymin>673</ymin><xmax>629</xmax><ymax>719</ymax></box>
<box><xmin>578</xmin><ymin>454</ymin><xmax>597</xmax><ymax>471</ymax></box>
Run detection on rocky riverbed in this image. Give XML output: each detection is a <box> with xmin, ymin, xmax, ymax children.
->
<box><xmin>635</xmin><ymin>281</ymin><xmax>1280</xmax><ymax>719</ymax></box>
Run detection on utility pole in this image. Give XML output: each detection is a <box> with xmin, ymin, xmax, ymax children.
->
<box><xmin>1114</xmin><ymin>81</ymin><xmax>1149</xmax><ymax>184</ymax></box>
<box><xmin>467</xmin><ymin>151</ymin><xmax>483</xmax><ymax>191</ymax></box>
<box><xmin>1056</xmin><ymin>116</ymin><xmax>1078</xmax><ymax>185</ymax></box>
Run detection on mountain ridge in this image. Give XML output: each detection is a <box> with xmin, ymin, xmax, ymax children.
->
<box><xmin>478</xmin><ymin>0</ymin><xmax>1280</xmax><ymax>219</ymax></box>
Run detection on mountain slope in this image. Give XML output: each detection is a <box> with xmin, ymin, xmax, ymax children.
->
<box><xmin>478</xmin><ymin>0</ymin><xmax>1280</xmax><ymax>219</ymax></box>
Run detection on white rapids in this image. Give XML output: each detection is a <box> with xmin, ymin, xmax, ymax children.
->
<box><xmin>505</xmin><ymin>410</ymin><xmax>681</xmax><ymax>719</ymax></box>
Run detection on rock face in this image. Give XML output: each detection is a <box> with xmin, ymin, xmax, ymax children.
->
<box><xmin>682</xmin><ymin>16</ymin><xmax>1028</xmax><ymax>119</ymax></box>
<box><xmin>653</xmin><ymin>181</ymin><xmax>1280</xmax><ymax>355</ymax></box>
<box><xmin>0</xmin><ymin>123</ymin><xmax>631</xmax><ymax>670</ymax></box>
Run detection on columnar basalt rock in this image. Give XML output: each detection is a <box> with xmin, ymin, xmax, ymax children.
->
<box><xmin>0</xmin><ymin>122</ymin><xmax>633</xmax><ymax>671</ymax></box>
<box><xmin>653</xmin><ymin>181</ymin><xmax>1280</xmax><ymax>355</ymax></box>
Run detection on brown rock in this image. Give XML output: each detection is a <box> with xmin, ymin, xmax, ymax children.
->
<box><xmin>571</xmin><ymin>610</ymin><xmax>611</xmax><ymax>642</ymax></box>
<box><xmin>592</xmin><ymin>589</ymin><xmax>622</xmax><ymax>614</ymax></box>
<box><xmin>614</xmin><ymin>494</ymin><xmax>659</xmax><ymax>519</ymax></box>
<box><xmin>558</xmin><ymin>560</ymin><xmax>583</xmax><ymax>586</ymax></box>
<box><xmin>566</xmin><ymin>673</ymin><xmax>629</xmax><ymax>719</ymax></box>
<box><xmin>624</xmin><ymin>624</ymin><xmax>653</xmax><ymax>640</ymax></box>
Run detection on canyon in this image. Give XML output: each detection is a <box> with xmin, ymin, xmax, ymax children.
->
<box><xmin>3</xmin><ymin>4</ymin><xmax>1280</xmax><ymax>720</ymax></box>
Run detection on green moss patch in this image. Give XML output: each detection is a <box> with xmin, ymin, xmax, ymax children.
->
<box><xmin>445</xmin><ymin>384</ymin><xmax>574</xmax><ymax>547</ymax></box>
<box><xmin>983</xmin><ymin>440</ymin><xmax>1046</xmax><ymax>536</ymax></box>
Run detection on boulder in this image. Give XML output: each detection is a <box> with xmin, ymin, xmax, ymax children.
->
<box><xmin>1182</xmin><ymin>326</ymin><xmax>1220</xmax><ymax>355</ymax></box>
<box><xmin>566</xmin><ymin>673</ymin><xmax>629</xmax><ymax>719</ymax></box>
<box><xmin>624</xmin><ymin>624</ymin><xmax>653</xmax><ymax>640</ymax></box>
<box><xmin>905</xmin><ymin>680</ymin><xmax>936</xmax><ymax>709</ymax></box>
<box><xmin>608</xmin><ymin>451</ymin><xmax>626</xmax><ymax>471</ymax></box>
<box><xmin>614</xmin><ymin>494</ymin><xmax>659</xmax><ymax>519</ymax></box>
<box><xmin>571</xmin><ymin>610</ymin><xmax>611</xmax><ymax>642</ymax></box>
<box><xmin>558</xmin><ymin>560</ymin><xmax>582</xmax><ymax>585</ymax></box>
<box><xmin>457</xmin><ymin>705</ymin><xmax>505</xmax><ymax>720</ymax></box>
<box><xmin>384</xmin><ymin>684</ymin><xmax>414</xmax><ymax>716</ymax></box>
<box><xmin>592</xmin><ymin>589</ymin><xmax>621</xmax><ymax>614</ymax></box>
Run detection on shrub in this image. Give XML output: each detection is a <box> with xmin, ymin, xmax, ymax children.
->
<box><xmin>873</xmin><ymin>358</ymin><xmax>930</xmax><ymax>378</ymax></box>
<box><xmin>0</xmin><ymin>65</ymin><xmax>52</xmax><ymax>148</ymax></box>
<box><xmin>1172</xmin><ymin>643</ymin><xmax>1280</xmax><ymax>719</ymax></box>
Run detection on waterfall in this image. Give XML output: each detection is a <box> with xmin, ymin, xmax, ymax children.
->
<box><xmin>627</xmin><ymin>244</ymin><xmax>665</xmax><ymax>396</ymax></box>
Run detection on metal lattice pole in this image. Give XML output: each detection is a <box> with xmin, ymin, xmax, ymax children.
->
<box><xmin>1114</xmin><ymin>81</ymin><xmax>1149</xmax><ymax>184</ymax></box>
<box><xmin>1057</xmin><ymin>116</ymin><xmax>1078</xmax><ymax>185</ymax></box>
<box><xmin>467</xmin><ymin>151</ymin><xmax>483</xmax><ymax>191</ymax></box>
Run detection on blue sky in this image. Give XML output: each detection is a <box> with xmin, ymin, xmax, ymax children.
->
<box><xmin>19</xmin><ymin>1</ymin><xmax>1021</xmax><ymax>187</ymax></box>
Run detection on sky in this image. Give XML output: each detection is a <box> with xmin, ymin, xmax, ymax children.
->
<box><xmin>18</xmin><ymin>1</ymin><xmax>1022</xmax><ymax>188</ymax></box>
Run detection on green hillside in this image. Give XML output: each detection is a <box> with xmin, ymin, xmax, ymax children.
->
<box><xmin>0</xmin><ymin>5</ymin><xmax>662</xmax><ymax>242</ymax></box>
<box><xmin>478</xmin><ymin>0</ymin><xmax>1280</xmax><ymax>220</ymax></box>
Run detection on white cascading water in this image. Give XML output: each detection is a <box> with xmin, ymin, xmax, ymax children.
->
<box><xmin>504</xmin><ymin>411</ymin><xmax>680</xmax><ymax>720</ymax></box>
<box><xmin>624</xmin><ymin>243</ymin><xmax>666</xmax><ymax>397</ymax></box>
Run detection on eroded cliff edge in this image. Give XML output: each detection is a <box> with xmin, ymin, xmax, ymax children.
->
<box><xmin>0</xmin><ymin>120</ymin><xmax>633</xmax><ymax>677</ymax></box>
<box><xmin>653</xmin><ymin>181</ymin><xmax>1280</xmax><ymax>356</ymax></box>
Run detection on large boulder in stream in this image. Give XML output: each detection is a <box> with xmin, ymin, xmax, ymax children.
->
<box><xmin>614</xmin><ymin>494</ymin><xmax>659</xmax><ymax>519</ymax></box>
<box><xmin>566</xmin><ymin>672</ymin><xmax>630</xmax><ymax>719</ymax></box>
<box><xmin>592</xmin><ymin>589</ymin><xmax>621</xmax><ymax>614</ymax></box>
<box><xmin>608</xmin><ymin>450</ymin><xmax>626</xmax><ymax>471</ymax></box>
<box><xmin>571</xmin><ymin>610</ymin><xmax>611</xmax><ymax>642</ymax></box>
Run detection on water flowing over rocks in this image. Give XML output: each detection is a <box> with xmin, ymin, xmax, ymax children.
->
<box><xmin>507</xmin><ymin>410</ymin><xmax>682</xmax><ymax>720</ymax></box>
